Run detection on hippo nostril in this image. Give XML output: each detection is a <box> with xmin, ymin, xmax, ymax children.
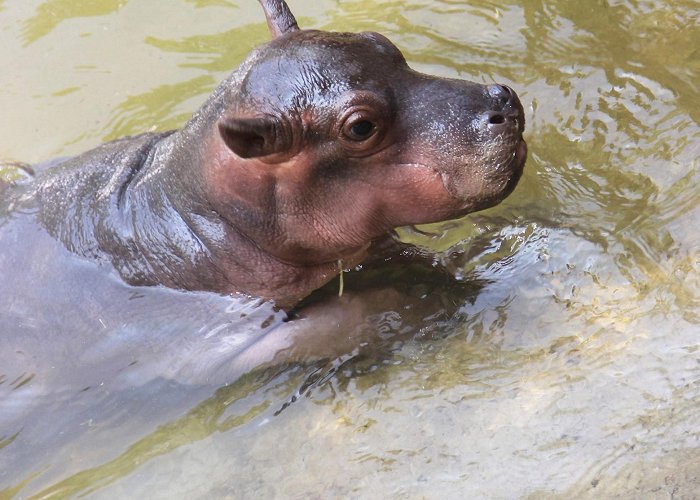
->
<box><xmin>489</xmin><ymin>113</ymin><xmax>506</xmax><ymax>125</ymax></box>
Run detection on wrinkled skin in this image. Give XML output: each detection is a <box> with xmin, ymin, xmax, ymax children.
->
<box><xmin>1</xmin><ymin>0</ymin><xmax>525</xmax><ymax>309</ymax></box>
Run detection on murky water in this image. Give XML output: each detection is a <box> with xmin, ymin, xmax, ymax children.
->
<box><xmin>1</xmin><ymin>0</ymin><xmax>698</xmax><ymax>498</ymax></box>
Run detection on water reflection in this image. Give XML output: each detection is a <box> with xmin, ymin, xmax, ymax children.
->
<box><xmin>101</xmin><ymin>75</ymin><xmax>216</xmax><ymax>141</ymax></box>
<box><xmin>185</xmin><ymin>0</ymin><xmax>236</xmax><ymax>8</ymax></box>
<box><xmin>93</xmin><ymin>18</ymin><xmax>270</xmax><ymax>141</ymax></box>
<box><xmin>13</xmin><ymin>366</ymin><xmax>291</xmax><ymax>498</ymax></box>
<box><xmin>21</xmin><ymin>0</ymin><xmax>125</xmax><ymax>46</ymax></box>
<box><xmin>144</xmin><ymin>23</ymin><xmax>267</xmax><ymax>73</ymax></box>
<box><xmin>0</xmin><ymin>0</ymin><xmax>698</xmax><ymax>497</ymax></box>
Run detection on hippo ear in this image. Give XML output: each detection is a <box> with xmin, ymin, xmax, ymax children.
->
<box><xmin>218</xmin><ymin>116</ymin><xmax>287</xmax><ymax>159</ymax></box>
<box><xmin>258</xmin><ymin>0</ymin><xmax>299</xmax><ymax>38</ymax></box>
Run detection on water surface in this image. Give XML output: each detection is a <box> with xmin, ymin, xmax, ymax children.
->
<box><xmin>0</xmin><ymin>0</ymin><xmax>698</xmax><ymax>498</ymax></box>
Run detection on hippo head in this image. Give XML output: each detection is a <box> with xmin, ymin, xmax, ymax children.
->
<box><xmin>203</xmin><ymin>0</ymin><xmax>526</xmax><ymax>269</ymax></box>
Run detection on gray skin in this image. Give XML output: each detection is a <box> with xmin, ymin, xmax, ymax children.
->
<box><xmin>2</xmin><ymin>0</ymin><xmax>525</xmax><ymax>310</ymax></box>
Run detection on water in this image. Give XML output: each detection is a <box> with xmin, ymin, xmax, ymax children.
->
<box><xmin>1</xmin><ymin>0</ymin><xmax>698</xmax><ymax>498</ymax></box>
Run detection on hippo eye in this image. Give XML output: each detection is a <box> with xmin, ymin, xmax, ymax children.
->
<box><xmin>350</xmin><ymin>120</ymin><xmax>374</xmax><ymax>139</ymax></box>
<box><xmin>343</xmin><ymin>117</ymin><xmax>377</xmax><ymax>142</ymax></box>
<box><xmin>338</xmin><ymin>101</ymin><xmax>389</xmax><ymax>155</ymax></box>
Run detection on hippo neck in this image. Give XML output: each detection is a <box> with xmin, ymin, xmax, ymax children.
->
<box><xmin>110</xmin><ymin>134</ymin><xmax>219</xmax><ymax>291</ymax></box>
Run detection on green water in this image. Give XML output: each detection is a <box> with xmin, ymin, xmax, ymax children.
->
<box><xmin>0</xmin><ymin>0</ymin><xmax>698</xmax><ymax>498</ymax></box>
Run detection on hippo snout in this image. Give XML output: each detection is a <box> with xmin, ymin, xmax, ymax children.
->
<box><xmin>400</xmin><ymin>77</ymin><xmax>526</xmax><ymax>203</ymax></box>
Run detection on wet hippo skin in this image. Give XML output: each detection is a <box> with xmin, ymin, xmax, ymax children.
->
<box><xmin>1</xmin><ymin>0</ymin><xmax>526</xmax><ymax>310</ymax></box>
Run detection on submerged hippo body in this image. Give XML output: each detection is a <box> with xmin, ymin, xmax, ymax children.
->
<box><xmin>2</xmin><ymin>0</ymin><xmax>525</xmax><ymax>310</ymax></box>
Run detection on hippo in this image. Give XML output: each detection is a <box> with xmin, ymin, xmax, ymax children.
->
<box><xmin>0</xmin><ymin>2</ymin><xmax>525</xmax><ymax>493</ymax></box>
<box><xmin>1</xmin><ymin>0</ymin><xmax>525</xmax><ymax>311</ymax></box>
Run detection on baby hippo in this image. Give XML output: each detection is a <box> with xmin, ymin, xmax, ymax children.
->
<box><xmin>1</xmin><ymin>0</ymin><xmax>526</xmax><ymax>309</ymax></box>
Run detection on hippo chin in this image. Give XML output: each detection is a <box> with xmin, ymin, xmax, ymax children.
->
<box><xmin>1</xmin><ymin>0</ymin><xmax>526</xmax><ymax>309</ymax></box>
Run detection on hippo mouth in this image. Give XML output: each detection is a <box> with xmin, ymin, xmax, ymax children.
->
<box><xmin>509</xmin><ymin>138</ymin><xmax>528</xmax><ymax>175</ymax></box>
<box><xmin>439</xmin><ymin>135</ymin><xmax>527</xmax><ymax>216</ymax></box>
<box><xmin>494</xmin><ymin>137</ymin><xmax>527</xmax><ymax>200</ymax></box>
